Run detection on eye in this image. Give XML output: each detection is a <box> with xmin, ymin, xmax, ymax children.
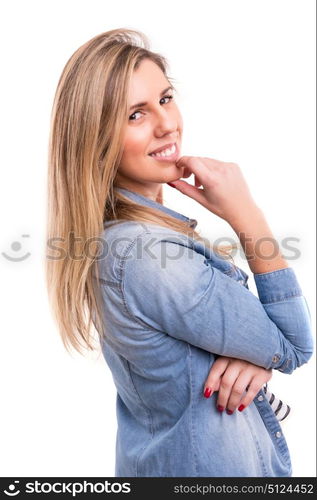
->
<box><xmin>161</xmin><ymin>94</ymin><xmax>174</xmax><ymax>105</ymax></box>
<box><xmin>128</xmin><ymin>94</ymin><xmax>174</xmax><ymax>121</ymax></box>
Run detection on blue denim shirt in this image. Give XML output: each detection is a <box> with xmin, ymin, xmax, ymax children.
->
<box><xmin>97</xmin><ymin>187</ymin><xmax>314</xmax><ymax>477</ymax></box>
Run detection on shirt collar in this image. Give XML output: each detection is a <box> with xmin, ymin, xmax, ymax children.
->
<box><xmin>115</xmin><ymin>187</ymin><xmax>198</xmax><ymax>229</ymax></box>
<box><xmin>113</xmin><ymin>187</ymin><xmax>244</xmax><ymax>279</ymax></box>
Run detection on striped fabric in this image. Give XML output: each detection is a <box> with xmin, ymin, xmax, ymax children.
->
<box><xmin>263</xmin><ymin>383</ymin><xmax>291</xmax><ymax>422</ymax></box>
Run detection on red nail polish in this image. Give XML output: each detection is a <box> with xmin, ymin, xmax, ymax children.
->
<box><xmin>226</xmin><ymin>409</ymin><xmax>234</xmax><ymax>415</ymax></box>
<box><xmin>167</xmin><ymin>182</ymin><xmax>176</xmax><ymax>188</ymax></box>
<box><xmin>238</xmin><ymin>404</ymin><xmax>245</xmax><ymax>412</ymax></box>
<box><xmin>217</xmin><ymin>405</ymin><xmax>224</xmax><ymax>412</ymax></box>
<box><xmin>204</xmin><ymin>387</ymin><xmax>212</xmax><ymax>398</ymax></box>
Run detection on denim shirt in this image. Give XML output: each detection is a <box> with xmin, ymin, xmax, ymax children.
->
<box><xmin>97</xmin><ymin>187</ymin><xmax>314</xmax><ymax>477</ymax></box>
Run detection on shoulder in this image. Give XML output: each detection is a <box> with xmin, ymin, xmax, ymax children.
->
<box><xmin>101</xmin><ymin>220</ymin><xmax>194</xmax><ymax>253</ymax></box>
<box><xmin>121</xmin><ymin>224</ymin><xmax>213</xmax><ymax>290</ymax></box>
<box><xmin>97</xmin><ymin>221</ymin><xmax>199</xmax><ymax>282</ymax></box>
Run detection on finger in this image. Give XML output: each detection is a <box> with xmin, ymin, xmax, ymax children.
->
<box><xmin>201</xmin><ymin>157</ymin><xmax>226</xmax><ymax>165</ymax></box>
<box><xmin>225</xmin><ymin>370</ymin><xmax>255</xmax><ymax>413</ymax></box>
<box><xmin>181</xmin><ymin>167</ymin><xmax>192</xmax><ymax>179</ymax></box>
<box><xmin>166</xmin><ymin>179</ymin><xmax>211</xmax><ymax>207</ymax></box>
<box><xmin>216</xmin><ymin>368</ymin><xmax>241</xmax><ymax>413</ymax></box>
<box><xmin>195</xmin><ymin>175</ymin><xmax>202</xmax><ymax>188</ymax></box>
<box><xmin>175</xmin><ymin>156</ymin><xmax>211</xmax><ymax>184</ymax></box>
<box><xmin>203</xmin><ymin>358</ymin><xmax>230</xmax><ymax>398</ymax></box>
<box><xmin>237</xmin><ymin>375</ymin><xmax>269</xmax><ymax>412</ymax></box>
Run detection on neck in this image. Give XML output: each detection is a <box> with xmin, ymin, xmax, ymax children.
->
<box><xmin>114</xmin><ymin>178</ymin><xmax>164</xmax><ymax>205</ymax></box>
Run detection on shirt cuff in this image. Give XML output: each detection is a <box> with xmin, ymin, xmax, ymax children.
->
<box><xmin>253</xmin><ymin>267</ymin><xmax>303</xmax><ymax>304</ymax></box>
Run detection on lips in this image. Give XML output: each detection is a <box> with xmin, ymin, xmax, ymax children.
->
<box><xmin>148</xmin><ymin>142</ymin><xmax>176</xmax><ymax>155</ymax></box>
<box><xmin>148</xmin><ymin>142</ymin><xmax>179</xmax><ymax>162</ymax></box>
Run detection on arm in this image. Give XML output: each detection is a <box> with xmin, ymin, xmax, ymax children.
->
<box><xmin>228</xmin><ymin>205</ymin><xmax>289</xmax><ymax>275</ymax></box>
<box><xmin>122</xmin><ymin>232</ymin><xmax>314</xmax><ymax>374</ymax></box>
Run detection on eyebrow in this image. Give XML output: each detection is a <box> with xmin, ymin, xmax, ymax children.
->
<box><xmin>129</xmin><ymin>86</ymin><xmax>174</xmax><ymax>111</ymax></box>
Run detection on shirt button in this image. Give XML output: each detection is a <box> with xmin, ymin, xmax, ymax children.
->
<box><xmin>257</xmin><ymin>395</ymin><xmax>264</xmax><ymax>401</ymax></box>
<box><xmin>276</xmin><ymin>431</ymin><xmax>282</xmax><ymax>438</ymax></box>
<box><xmin>272</xmin><ymin>355</ymin><xmax>280</xmax><ymax>363</ymax></box>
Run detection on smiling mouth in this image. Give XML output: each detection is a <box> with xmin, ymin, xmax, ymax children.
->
<box><xmin>149</xmin><ymin>143</ymin><xmax>176</xmax><ymax>158</ymax></box>
<box><xmin>148</xmin><ymin>143</ymin><xmax>179</xmax><ymax>162</ymax></box>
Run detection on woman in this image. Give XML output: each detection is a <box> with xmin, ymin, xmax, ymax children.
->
<box><xmin>46</xmin><ymin>28</ymin><xmax>314</xmax><ymax>477</ymax></box>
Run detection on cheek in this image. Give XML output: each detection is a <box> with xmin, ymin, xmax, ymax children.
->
<box><xmin>123</xmin><ymin>128</ymin><xmax>150</xmax><ymax>158</ymax></box>
<box><xmin>176</xmin><ymin>109</ymin><xmax>183</xmax><ymax>132</ymax></box>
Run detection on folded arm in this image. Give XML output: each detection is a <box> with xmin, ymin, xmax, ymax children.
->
<box><xmin>123</xmin><ymin>233</ymin><xmax>314</xmax><ymax>374</ymax></box>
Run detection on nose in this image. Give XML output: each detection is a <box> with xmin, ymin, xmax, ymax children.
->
<box><xmin>153</xmin><ymin>106</ymin><xmax>178</xmax><ymax>136</ymax></box>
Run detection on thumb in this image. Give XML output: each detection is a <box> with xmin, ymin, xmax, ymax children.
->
<box><xmin>167</xmin><ymin>180</ymin><xmax>206</xmax><ymax>205</ymax></box>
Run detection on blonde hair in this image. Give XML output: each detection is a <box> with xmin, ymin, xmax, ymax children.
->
<box><xmin>46</xmin><ymin>28</ymin><xmax>237</xmax><ymax>356</ymax></box>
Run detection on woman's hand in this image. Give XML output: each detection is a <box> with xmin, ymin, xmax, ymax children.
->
<box><xmin>203</xmin><ymin>356</ymin><xmax>272</xmax><ymax>414</ymax></box>
<box><xmin>169</xmin><ymin>156</ymin><xmax>259</xmax><ymax>225</ymax></box>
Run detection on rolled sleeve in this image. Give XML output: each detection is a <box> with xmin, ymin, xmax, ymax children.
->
<box><xmin>253</xmin><ymin>267</ymin><xmax>314</xmax><ymax>372</ymax></box>
<box><xmin>122</xmin><ymin>234</ymin><xmax>314</xmax><ymax>374</ymax></box>
<box><xmin>254</xmin><ymin>267</ymin><xmax>303</xmax><ymax>303</ymax></box>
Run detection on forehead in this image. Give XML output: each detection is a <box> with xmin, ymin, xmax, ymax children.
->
<box><xmin>128</xmin><ymin>59</ymin><xmax>169</xmax><ymax>100</ymax></box>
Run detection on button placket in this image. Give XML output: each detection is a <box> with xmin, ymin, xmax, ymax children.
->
<box><xmin>254</xmin><ymin>389</ymin><xmax>291</xmax><ymax>469</ymax></box>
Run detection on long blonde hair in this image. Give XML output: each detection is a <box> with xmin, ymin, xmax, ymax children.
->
<box><xmin>46</xmin><ymin>28</ymin><xmax>236</xmax><ymax>356</ymax></box>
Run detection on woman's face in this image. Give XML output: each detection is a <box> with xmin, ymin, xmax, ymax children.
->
<box><xmin>115</xmin><ymin>58</ymin><xmax>185</xmax><ymax>200</ymax></box>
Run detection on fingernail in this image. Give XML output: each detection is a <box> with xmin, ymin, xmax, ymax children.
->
<box><xmin>167</xmin><ymin>182</ymin><xmax>176</xmax><ymax>188</ymax></box>
<box><xmin>226</xmin><ymin>409</ymin><xmax>234</xmax><ymax>415</ymax></box>
<box><xmin>204</xmin><ymin>387</ymin><xmax>212</xmax><ymax>398</ymax></box>
<box><xmin>238</xmin><ymin>404</ymin><xmax>245</xmax><ymax>412</ymax></box>
<box><xmin>217</xmin><ymin>405</ymin><xmax>224</xmax><ymax>412</ymax></box>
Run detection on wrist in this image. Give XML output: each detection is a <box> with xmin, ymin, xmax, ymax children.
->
<box><xmin>228</xmin><ymin>205</ymin><xmax>264</xmax><ymax>232</ymax></box>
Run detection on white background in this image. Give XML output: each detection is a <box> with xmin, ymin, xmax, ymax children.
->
<box><xmin>0</xmin><ymin>0</ymin><xmax>315</xmax><ymax>477</ymax></box>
